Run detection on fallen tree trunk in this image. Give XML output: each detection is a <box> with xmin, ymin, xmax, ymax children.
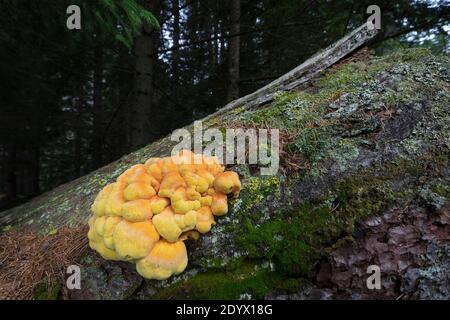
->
<box><xmin>1</xmin><ymin>25</ymin><xmax>449</xmax><ymax>300</ymax></box>
<box><xmin>0</xmin><ymin>24</ymin><xmax>377</xmax><ymax>232</ymax></box>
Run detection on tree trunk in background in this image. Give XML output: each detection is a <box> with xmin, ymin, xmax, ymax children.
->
<box><xmin>213</xmin><ymin>22</ymin><xmax>219</xmax><ymax>65</ymax></box>
<box><xmin>5</xmin><ymin>142</ymin><xmax>17</xmax><ymax>199</ymax></box>
<box><xmin>30</xmin><ymin>115</ymin><xmax>41</xmax><ymax>196</ymax></box>
<box><xmin>92</xmin><ymin>47</ymin><xmax>103</xmax><ymax>168</ymax></box>
<box><xmin>227</xmin><ymin>0</ymin><xmax>240</xmax><ymax>101</ymax></box>
<box><xmin>117</xmin><ymin>46</ymin><xmax>131</xmax><ymax>156</ymax></box>
<box><xmin>74</xmin><ymin>88</ymin><xmax>84</xmax><ymax>178</ymax></box>
<box><xmin>0</xmin><ymin>148</ymin><xmax>4</xmax><ymax>195</ymax></box>
<box><xmin>31</xmin><ymin>146</ymin><xmax>40</xmax><ymax>195</ymax></box>
<box><xmin>131</xmin><ymin>1</ymin><xmax>158</xmax><ymax>150</ymax></box>
<box><xmin>172</xmin><ymin>0</ymin><xmax>180</xmax><ymax>84</ymax></box>
<box><xmin>219</xmin><ymin>19</ymin><xmax>225</xmax><ymax>63</ymax></box>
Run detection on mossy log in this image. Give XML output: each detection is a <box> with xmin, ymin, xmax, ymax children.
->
<box><xmin>1</xmin><ymin>25</ymin><xmax>449</xmax><ymax>300</ymax></box>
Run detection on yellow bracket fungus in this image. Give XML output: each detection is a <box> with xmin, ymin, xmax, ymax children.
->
<box><xmin>87</xmin><ymin>150</ymin><xmax>242</xmax><ymax>280</ymax></box>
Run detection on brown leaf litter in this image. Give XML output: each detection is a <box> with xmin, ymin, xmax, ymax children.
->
<box><xmin>0</xmin><ymin>225</ymin><xmax>88</xmax><ymax>300</ymax></box>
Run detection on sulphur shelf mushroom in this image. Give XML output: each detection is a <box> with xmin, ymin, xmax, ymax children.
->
<box><xmin>87</xmin><ymin>150</ymin><xmax>241</xmax><ymax>280</ymax></box>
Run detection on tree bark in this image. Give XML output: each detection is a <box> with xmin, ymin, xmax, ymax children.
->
<box><xmin>117</xmin><ymin>47</ymin><xmax>132</xmax><ymax>156</ymax></box>
<box><xmin>5</xmin><ymin>142</ymin><xmax>17</xmax><ymax>200</ymax></box>
<box><xmin>74</xmin><ymin>86</ymin><xmax>84</xmax><ymax>178</ymax></box>
<box><xmin>213</xmin><ymin>22</ymin><xmax>219</xmax><ymax>65</ymax></box>
<box><xmin>92</xmin><ymin>47</ymin><xmax>103</xmax><ymax>168</ymax></box>
<box><xmin>227</xmin><ymin>0</ymin><xmax>241</xmax><ymax>101</ymax></box>
<box><xmin>131</xmin><ymin>1</ymin><xmax>158</xmax><ymax>150</ymax></box>
<box><xmin>172</xmin><ymin>0</ymin><xmax>180</xmax><ymax>84</ymax></box>
<box><xmin>30</xmin><ymin>118</ymin><xmax>41</xmax><ymax>196</ymax></box>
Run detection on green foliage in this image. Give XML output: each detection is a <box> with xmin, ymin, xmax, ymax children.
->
<box><xmin>84</xmin><ymin>0</ymin><xmax>159</xmax><ymax>47</ymax></box>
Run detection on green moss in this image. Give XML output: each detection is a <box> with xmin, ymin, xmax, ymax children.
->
<box><xmin>1</xmin><ymin>224</ymin><xmax>12</xmax><ymax>232</ymax></box>
<box><xmin>247</xmin><ymin>175</ymin><xmax>280</xmax><ymax>194</ymax></box>
<box><xmin>432</xmin><ymin>184</ymin><xmax>450</xmax><ymax>199</ymax></box>
<box><xmin>201</xmin><ymin>256</ymin><xmax>228</xmax><ymax>269</ymax></box>
<box><xmin>334</xmin><ymin>177</ymin><xmax>393</xmax><ymax>219</ymax></box>
<box><xmin>239</xmin><ymin>91</ymin><xmax>325</xmax><ymax>129</ymax></box>
<box><xmin>238</xmin><ymin>208</ymin><xmax>320</xmax><ymax>277</ymax></box>
<box><xmin>151</xmin><ymin>262</ymin><xmax>297</xmax><ymax>300</ymax></box>
<box><xmin>318</xmin><ymin>61</ymin><xmax>371</xmax><ymax>91</ymax></box>
<box><xmin>231</xmin><ymin>106</ymin><xmax>245</xmax><ymax>115</ymax></box>
<box><xmin>235</xmin><ymin>53</ymin><xmax>426</xmax><ymax>170</ymax></box>
<box><xmin>243</xmin><ymin>104</ymin><xmax>283</xmax><ymax>126</ymax></box>
<box><xmin>284</xmin><ymin>126</ymin><xmax>330</xmax><ymax>162</ymax></box>
<box><xmin>390</xmin><ymin>48</ymin><xmax>433</xmax><ymax>62</ymax></box>
<box><xmin>218</xmin><ymin>127</ymin><xmax>227</xmax><ymax>136</ymax></box>
<box><xmin>33</xmin><ymin>279</ymin><xmax>61</xmax><ymax>300</ymax></box>
<box><xmin>238</xmin><ymin>205</ymin><xmax>326</xmax><ymax>276</ymax></box>
<box><xmin>43</xmin><ymin>223</ymin><xmax>58</xmax><ymax>236</ymax></box>
<box><xmin>237</xmin><ymin>172</ymin><xmax>395</xmax><ymax>277</ymax></box>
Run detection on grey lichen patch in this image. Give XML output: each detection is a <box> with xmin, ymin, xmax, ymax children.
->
<box><xmin>418</xmin><ymin>187</ymin><xmax>446</xmax><ymax>211</ymax></box>
<box><xmin>67</xmin><ymin>257</ymin><xmax>143</xmax><ymax>300</ymax></box>
<box><xmin>415</xmin><ymin>243</ymin><xmax>450</xmax><ymax>300</ymax></box>
<box><xmin>328</xmin><ymin>138</ymin><xmax>360</xmax><ymax>172</ymax></box>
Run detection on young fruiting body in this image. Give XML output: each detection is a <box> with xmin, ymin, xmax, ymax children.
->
<box><xmin>87</xmin><ymin>150</ymin><xmax>241</xmax><ymax>280</ymax></box>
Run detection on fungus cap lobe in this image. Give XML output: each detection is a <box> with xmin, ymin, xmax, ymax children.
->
<box><xmin>113</xmin><ymin>220</ymin><xmax>160</xmax><ymax>260</ymax></box>
<box><xmin>136</xmin><ymin>240</ymin><xmax>188</xmax><ymax>280</ymax></box>
<box><xmin>211</xmin><ymin>192</ymin><xmax>228</xmax><ymax>216</ymax></box>
<box><xmin>121</xmin><ymin>199</ymin><xmax>153</xmax><ymax>222</ymax></box>
<box><xmin>214</xmin><ymin>171</ymin><xmax>241</xmax><ymax>196</ymax></box>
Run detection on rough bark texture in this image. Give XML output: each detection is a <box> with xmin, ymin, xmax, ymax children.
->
<box><xmin>74</xmin><ymin>85</ymin><xmax>84</xmax><ymax>177</ymax></box>
<box><xmin>92</xmin><ymin>47</ymin><xmax>103</xmax><ymax>168</ymax></box>
<box><xmin>227</xmin><ymin>0</ymin><xmax>241</xmax><ymax>101</ymax></box>
<box><xmin>131</xmin><ymin>1</ymin><xmax>157</xmax><ymax>150</ymax></box>
<box><xmin>172</xmin><ymin>0</ymin><xmax>180</xmax><ymax>85</ymax></box>
<box><xmin>1</xmin><ymin>26</ymin><xmax>449</xmax><ymax>300</ymax></box>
